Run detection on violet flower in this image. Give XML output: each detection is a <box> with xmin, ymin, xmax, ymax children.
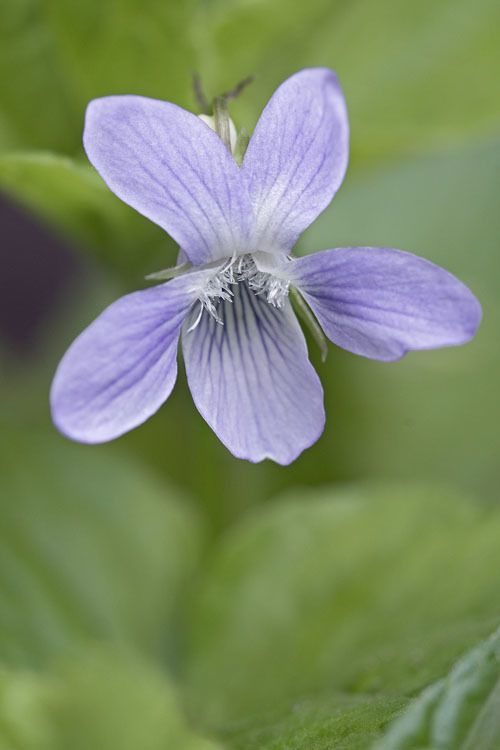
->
<box><xmin>50</xmin><ymin>68</ymin><xmax>481</xmax><ymax>464</ymax></box>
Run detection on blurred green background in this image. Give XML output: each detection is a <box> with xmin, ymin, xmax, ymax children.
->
<box><xmin>0</xmin><ymin>0</ymin><xmax>499</xmax><ymax>747</ymax></box>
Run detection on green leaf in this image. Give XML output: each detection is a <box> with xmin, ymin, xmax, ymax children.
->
<box><xmin>47</xmin><ymin>647</ymin><xmax>220</xmax><ymax>750</ymax></box>
<box><xmin>44</xmin><ymin>0</ymin><xmax>197</xmax><ymax>108</ymax></box>
<box><xmin>376</xmin><ymin>628</ymin><xmax>500</xmax><ymax>749</ymax></box>
<box><xmin>0</xmin><ymin>0</ymin><xmax>81</xmax><ymax>153</ymax></box>
<box><xmin>0</xmin><ymin>152</ymin><xmax>173</xmax><ymax>278</ymax></box>
<box><xmin>221</xmin><ymin>693</ymin><xmax>406</xmax><ymax>750</ymax></box>
<box><xmin>0</xmin><ymin>668</ymin><xmax>54</xmax><ymax>750</ymax></box>
<box><xmin>0</xmin><ymin>649</ymin><xmax>221</xmax><ymax>750</ymax></box>
<box><xmin>0</xmin><ymin>0</ymin><xmax>198</xmax><ymax>152</ymax></box>
<box><xmin>0</xmin><ymin>426</ymin><xmax>204</xmax><ymax>669</ymax></box>
<box><xmin>185</xmin><ymin>483</ymin><xmax>500</xmax><ymax>736</ymax></box>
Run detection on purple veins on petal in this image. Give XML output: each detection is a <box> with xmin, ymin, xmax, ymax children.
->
<box><xmin>182</xmin><ymin>282</ymin><xmax>325</xmax><ymax>465</ymax></box>
<box><xmin>50</xmin><ymin>271</ymin><xmax>210</xmax><ymax>443</ymax></box>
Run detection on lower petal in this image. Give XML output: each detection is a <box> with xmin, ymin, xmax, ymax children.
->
<box><xmin>51</xmin><ymin>271</ymin><xmax>209</xmax><ymax>443</ymax></box>
<box><xmin>182</xmin><ymin>284</ymin><xmax>325</xmax><ymax>465</ymax></box>
<box><xmin>289</xmin><ymin>247</ymin><xmax>482</xmax><ymax>361</ymax></box>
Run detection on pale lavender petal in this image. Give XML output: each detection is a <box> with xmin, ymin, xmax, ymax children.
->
<box><xmin>289</xmin><ymin>247</ymin><xmax>482</xmax><ymax>361</ymax></box>
<box><xmin>182</xmin><ymin>284</ymin><xmax>325</xmax><ymax>464</ymax></box>
<box><xmin>84</xmin><ymin>96</ymin><xmax>253</xmax><ymax>266</ymax></box>
<box><xmin>51</xmin><ymin>270</ymin><xmax>212</xmax><ymax>443</ymax></box>
<box><xmin>241</xmin><ymin>68</ymin><xmax>349</xmax><ymax>254</ymax></box>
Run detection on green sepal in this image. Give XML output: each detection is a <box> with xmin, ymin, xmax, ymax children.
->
<box><xmin>234</xmin><ymin>127</ymin><xmax>250</xmax><ymax>166</ymax></box>
<box><xmin>213</xmin><ymin>97</ymin><xmax>232</xmax><ymax>151</ymax></box>
<box><xmin>290</xmin><ymin>286</ymin><xmax>328</xmax><ymax>361</ymax></box>
<box><xmin>144</xmin><ymin>261</ymin><xmax>192</xmax><ymax>281</ymax></box>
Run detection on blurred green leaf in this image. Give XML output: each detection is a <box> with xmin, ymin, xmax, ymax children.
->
<box><xmin>185</xmin><ymin>483</ymin><xmax>500</xmax><ymax>735</ymax></box>
<box><xmin>0</xmin><ymin>426</ymin><xmax>204</xmax><ymax>669</ymax></box>
<box><xmin>0</xmin><ymin>669</ymin><xmax>53</xmax><ymax>750</ymax></box>
<box><xmin>0</xmin><ymin>0</ymin><xmax>80</xmax><ymax>153</ymax></box>
<box><xmin>376</xmin><ymin>628</ymin><xmax>500</xmax><ymax>749</ymax></box>
<box><xmin>0</xmin><ymin>0</ymin><xmax>197</xmax><ymax>152</ymax></box>
<box><xmin>0</xmin><ymin>152</ymin><xmax>173</xmax><ymax>278</ymax></box>
<box><xmin>0</xmin><ymin>649</ymin><xmax>220</xmax><ymax>750</ymax></box>
<box><xmin>45</xmin><ymin>0</ymin><xmax>197</xmax><ymax>108</ymax></box>
<box><xmin>48</xmin><ymin>647</ymin><xmax>220</xmax><ymax>750</ymax></box>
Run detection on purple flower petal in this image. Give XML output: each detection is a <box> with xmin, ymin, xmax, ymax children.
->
<box><xmin>241</xmin><ymin>68</ymin><xmax>349</xmax><ymax>254</ymax></box>
<box><xmin>182</xmin><ymin>284</ymin><xmax>325</xmax><ymax>464</ymax></box>
<box><xmin>289</xmin><ymin>247</ymin><xmax>482</xmax><ymax>361</ymax></box>
<box><xmin>84</xmin><ymin>96</ymin><xmax>253</xmax><ymax>266</ymax></box>
<box><xmin>51</xmin><ymin>271</ymin><xmax>212</xmax><ymax>443</ymax></box>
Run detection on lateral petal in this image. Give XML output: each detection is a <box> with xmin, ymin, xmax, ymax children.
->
<box><xmin>84</xmin><ymin>95</ymin><xmax>253</xmax><ymax>266</ymax></box>
<box><xmin>182</xmin><ymin>284</ymin><xmax>325</xmax><ymax>464</ymax></box>
<box><xmin>289</xmin><ymin>247</ymin><xmax>482</xmax><ymax>361</ymax></box>
<box><xmin>51</xmin><ymin>271</ymin><xmax>212</xmax><ymax>443</ymax></box>
<box><xmin>241</xmin><ymin>68</ymin><xmax>349</xmax><ymax>254</ymax></box>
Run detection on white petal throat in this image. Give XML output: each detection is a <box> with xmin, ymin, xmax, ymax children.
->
<box><xmin>190</xmin><ymin>255</ymin><xmax>290</xmax><ymax>330</ymax></box>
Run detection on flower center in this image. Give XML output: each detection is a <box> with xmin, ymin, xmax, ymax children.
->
<box><xmin>191</xmin><ymin>254</ymin><xmax>290</xmax><ymax>329</ymax></box>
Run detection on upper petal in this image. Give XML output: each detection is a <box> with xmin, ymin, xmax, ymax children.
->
<box><xmin>51</xmin><ymin>270</ymin><xmax>212</xmax><ymax>443</ymax></box>
<box><xmin>83</xmin><ymin>95</ymin><xmax>253</xmax><ymax>266</ymax></box>
<box><xmin>289</xmin><ymin>247</ymin><xmax>482</xmax><ymax>361</ymax></box>
<box><xmin>241</xmin><ymin>68</ymin><xmax>349</xmax><ymax>254</ymax></box>
<box><xmin>182</xmin><ymin>283</ymin><xmax>325</xmax><ymax>464</ymax></box>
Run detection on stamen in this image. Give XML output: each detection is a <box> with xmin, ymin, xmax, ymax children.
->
<box><xmin>236</xmin><ymin>255</ymin><xmax>290</xmax><ymax>306</ymax></box>
<box><xmin>186</xmin><ymin>302</ymin><xmax>204</xmax><ymax>333</ymax></box>
<box><xmin>192</xmin><ymin>254</ymin><xmax>290</xmax><ymax>329</ymax></box>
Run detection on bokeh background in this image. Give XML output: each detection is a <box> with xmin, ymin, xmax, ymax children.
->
<box><xmin>0</xmin><ymin>0</ymin><xmax>499</xmax><ymax>747</ymax></box>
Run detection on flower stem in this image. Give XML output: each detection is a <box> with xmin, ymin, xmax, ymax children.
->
<box><xmin>222</xmin><ymin>74</ymin><xmax>256</xmax><ymax>101</ymax></box>
<box><xmin>192</xmin><ymin>72</ymin><xmax>210</xmax><ymax>113</ymax></box>
<box><xmin>213</xmin><ymin>97</ymin><xmax>232</xmax><ymax>151</ymax></box>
